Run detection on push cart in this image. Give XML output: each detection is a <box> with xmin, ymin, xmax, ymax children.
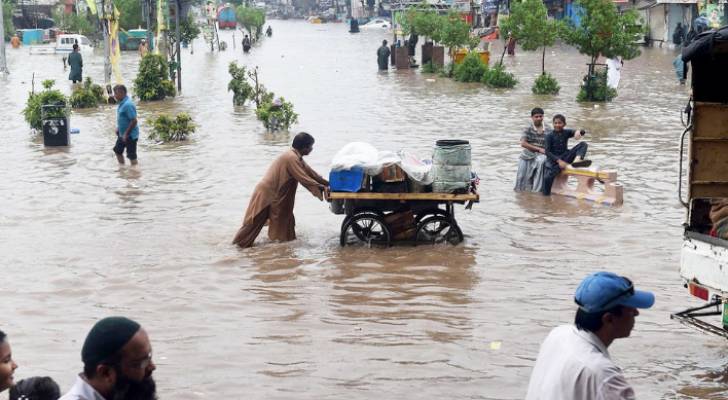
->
<box><xmin>326</xmin><ymin>192</ymin><xmax>479</xmax><ymax>247</ymax></box>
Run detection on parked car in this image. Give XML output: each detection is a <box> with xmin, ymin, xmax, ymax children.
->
<box><xmin>360</xmin><ymin>18</ymin><xmax>391</xmax><ymax>30</ymax></box>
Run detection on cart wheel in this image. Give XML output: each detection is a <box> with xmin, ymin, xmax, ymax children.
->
<box><xmin>414</xmin><ymin>208</ymin><xmax>450</xmax><ymax>224</ymax></box>
<box><xmin>341</xmin><ymin>209</ymin><xmax>383</xmax><ymax>233</ymax></box>
<box><xmin>340</xmin><ymin>212</ymin><xmax>391</xmax><ymax>247</ymax></box>
<box><xmin>415</xmin><ymin>215</ymin><xmax>463</xmax><ymax>245</ymax></box>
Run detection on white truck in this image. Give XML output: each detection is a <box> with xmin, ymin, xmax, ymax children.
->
<box><xmin>671</xmin><ymin>27</ymin><xmax>728</xmax><ymax>338</ymax></box>
<box><xmin>29</xmin><ymin>34</ymin><xmax>93</xmax><ymax>55</ymax></box>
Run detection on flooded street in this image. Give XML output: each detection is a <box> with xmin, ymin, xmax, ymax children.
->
<box><xmin>2</xmin><ymin>20</ymin><xmax>727</xmax><ymax>399</ymax></box>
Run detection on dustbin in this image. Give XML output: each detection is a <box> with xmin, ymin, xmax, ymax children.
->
<box><xmin>41</xmin><ymin>104</ymin><xmax>70</xmax><ymax>147</ymax></box>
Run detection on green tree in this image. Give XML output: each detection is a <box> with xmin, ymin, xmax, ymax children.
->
<box><xmin>438</xmin><ymin>11</ymin><xmax>474</xmax><ymax>58</ymax></box>
<box><xmin>561</xmin><ymin>0</ymin><xmax>643</xmax><ymax>100</ymax></box>
<box><xmin>134</xmin><ymin>53</ymin><xmax>176</xmax><ymax>101</ymax></box>
<box><xmin>507</xmin><ymin>0</ymin><xmax>562</xmax><ymax>94</ymax></box>
<box><xmin>228</xmin><ymin>61</ymin><xmax>253</xmax><ymax>106</ymax></box>
<box><xmin>236</xmin><ymin>5</ymin><xmax>265</xmax><ymax>41</ymax></box>
<box><xmin>52</xmin><ymin>6</ymin><xmax>95</xmax><ymax>36</ymax></box>
<box><xmin>414</xmin><ymin>10</ymin><xmax>443</xmax><ymax>43</ymax></box>
<box><xmin>507</xmin><ymin>0</ymin><xmax>561</xmax><ymax>75</ymax></box>
<box><xmin>115</xmin><ymin>0</ymin><xmax>144</xmax><ymax>31</ymax></box>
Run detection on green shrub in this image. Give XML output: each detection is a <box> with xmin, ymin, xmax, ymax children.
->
<box><xmin>228</xmin><ymin>62</ymin><xmax>253</xmax><ymax>106</ymax></box>
<box><xmin>453</xmin><ymin>51</ymin><xmax>488</xmax><ymax>83</ymax></box>
<box><xmin>482</xmin><ymin>63</ymin><xmax>518</xmax><ymax>88</ymax></box>
<box><xmin>70</xmin><ymin>77</ymin><xmax>106</xmax><ymax>108</ymax></box>
<box><xmin>148</xmin><ymin>112</ymin><xmax>196</xmax><ymax>142</ymax></box>
<box><xmin>577</xmin><ymin>69</ymin><xmax>616</xmax><ymax>102</ymax></box>
<box><xmin>255</xmin><ymin>97</ymin><xmax>298</xmax><ymax>132</ymax></box>
<box><xmin>421</xmin><ymin>61</ymin><xmax>439</xmax><ymax>74</ymax></box>
<box><xmin>133</xmin><ymin>54</ymin><xmax>176</xmax><ymax>101</ymax></box>
<box><xmin>532</xmin><ymin>73</ymin><xmax>560</xmax><ymax>95</ymax></box>
<box><xmin>22</xmin><ymin>80</ymin><xmax>69</xmax><ymax>131</ymax></box>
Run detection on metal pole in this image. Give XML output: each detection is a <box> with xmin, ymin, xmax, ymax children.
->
<box><xmin>174</xmin><ymin>0</ymin><xmax>180</xmax><ymax>91</ymax></box>
<box><xmin>0</xmin><ymin>0</ymin><xmax>9</xmax><ymax>74</ymax></box>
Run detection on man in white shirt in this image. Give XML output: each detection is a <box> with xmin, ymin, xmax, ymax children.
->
<box><xmin>525</xmin><ymin>271</ymin><xmax>655</xmax><ymax>400</ymax></box>
<box><xmin>60</xmin><ymin>316</ymin><xmax>157</xmax><ymax>400</ymax></box>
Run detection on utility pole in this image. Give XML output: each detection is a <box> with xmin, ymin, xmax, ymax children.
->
<box><xmin>96</xmin><ymin>0</ymin><xmax>111</xmax><ymax>84</ymax></box>
<box><xmin>144</xmin><ymin>0</ymin><xmax>153</xmax><ymax>47</ymax></box>
<box><xmin>0</xmin><ymin>0</ymin><xmax>9</xmax><ymax>74</ymax></box>
<box><xmin>174</xmin><ymin>0</ymin><xmax>180</xmax><ymax>91</ymax></box>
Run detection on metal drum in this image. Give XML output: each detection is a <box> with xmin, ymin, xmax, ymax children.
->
<box><xmin>432</xmin><ymin>139</ymin><xmax>471</xmax><ymax>193</ymax></box>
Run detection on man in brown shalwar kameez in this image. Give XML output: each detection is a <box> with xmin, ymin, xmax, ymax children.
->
<box><xmin>233</xmin><ymin>132</ymin><xmax>330</xmax><ymax>248</ymax></box>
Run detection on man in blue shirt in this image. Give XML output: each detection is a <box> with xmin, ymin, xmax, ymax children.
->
<box><xmin>112</xmin><ymin>85</ymin><xmax>139</xmax><ymax>165</ymax></box>
<box><xmin>542</xmin><ymin>114</ymin><xmax>590</xmax><ymax>195</ymax></box>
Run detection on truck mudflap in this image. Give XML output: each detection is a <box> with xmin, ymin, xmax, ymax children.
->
<box><xmin>671</xmin><ymin>298</ymin><xmax>728</xmax><ymax>339</ymax></box>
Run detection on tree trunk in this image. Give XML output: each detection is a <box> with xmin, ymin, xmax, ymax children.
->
<box><xmin>0</xmin><ymin>0</ymin><xmax>8</xmax><ymax>74</ymax></box>
<box><xmin>499</xmin><ymin>43</ymin><xmax>506</xmax><ymax>66</ymax></box>
<box><xmin>587</xmin><ymin>55</ymin><xmax>597</xmax><ymax>101</ymax></box>
<box><xmin>541</xmin><ymin>46</ymin><xmax>546</xmax><ymax>75</ymax></box>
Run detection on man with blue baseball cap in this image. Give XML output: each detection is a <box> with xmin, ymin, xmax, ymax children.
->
<box><xmin>525</xmin><ymin>272</ymin><xmax>655</xmax><ymax>400</ymax></box>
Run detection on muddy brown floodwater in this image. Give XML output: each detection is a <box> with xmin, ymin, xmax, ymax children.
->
<box><xmin>1</xmin><ymin>20</ymin><xmax>726</xmax><ymax>400</ymax></box>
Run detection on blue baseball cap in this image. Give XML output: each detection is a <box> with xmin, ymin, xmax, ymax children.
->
<box><xmin>575</xmin><ymin>272</ymin><xmax>655</xmax><ymax>313</ymax></box>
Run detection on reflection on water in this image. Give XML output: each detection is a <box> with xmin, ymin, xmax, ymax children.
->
<box><xmin>0</xmin><ymin>20</ymin><xmax>726</xmax><ymax>399</ymax></box>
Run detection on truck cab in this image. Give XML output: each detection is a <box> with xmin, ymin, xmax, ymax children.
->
<box><xmin>672</xmin><ymin>26</ymin><xmax>728</xmax><ymax>338</ymax></box>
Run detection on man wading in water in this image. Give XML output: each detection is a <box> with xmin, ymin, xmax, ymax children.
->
<box><xmin>515</xmin><ymin>107</ymin><xmax>549</xmax><ymax>192</ymax></box>
<box><xmin>377</xmin><ymin>40</ymin><xmax>391</xmax><ymax>70</ymax></box>
<box><xmin>233</xmin><ymin>132</ymin><xmax>329</xmax><ymax>248</ymax></box>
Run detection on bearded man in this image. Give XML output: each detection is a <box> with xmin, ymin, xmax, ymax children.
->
<box><xmin>60</xmin><ymin>317</ymin><xmax>157</xmax><ymax>400</ymax></box>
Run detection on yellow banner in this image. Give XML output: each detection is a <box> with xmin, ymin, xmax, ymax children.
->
<box><xmin>86</xmin><ymin>0</ymin><xmax>97</xmax><ymax>15</ymax></box>
<box><xmin>110</xmin><ymin>6</ymin><xmax>122</xmax><ymax>83</ymax></box>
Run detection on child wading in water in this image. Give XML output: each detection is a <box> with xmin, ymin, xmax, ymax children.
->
<box><xmin>542</xmin><ymin>114</ymin><xmax>591</xmax><ymax>195</ymax></box>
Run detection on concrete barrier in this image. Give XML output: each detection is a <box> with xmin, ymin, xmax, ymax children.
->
<box><xmin>551</xmin><ymin>167</ymin><xmax>623</xmax><ymax>206</ymax></box>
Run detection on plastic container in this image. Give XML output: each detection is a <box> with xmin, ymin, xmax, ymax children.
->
<box><xmin>432</xmin><ymin>140</ymin><xmax>471</xmax><ymax>193</ymax></box>
<box><xmin>329</xmin><ymin>167</ymin><xmax>365</xmax><ymax>192</ymax></box>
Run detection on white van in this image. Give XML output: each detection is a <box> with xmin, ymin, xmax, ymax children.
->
<box><xmin>56</xmin><ymin>34</ymin><xmax>93</xmax><ymax>53</ymax></box>
<box><xmin>29</xmin><ymin>33</ymin><xmax>93</xmax><ymax>55</ymax></box>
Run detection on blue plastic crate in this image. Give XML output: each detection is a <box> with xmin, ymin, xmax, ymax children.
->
<box><xmin>329</xmin><ymin>167</ymin><xmax>365</xmax><ymax>192</ymax></box>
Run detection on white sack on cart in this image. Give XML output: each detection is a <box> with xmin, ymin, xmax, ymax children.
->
<box><xmin>398</xmin><ymin>150</ymin><xmax>433</xmax><ymax>184</ymax></box>
<box><xmin>330</xmin><ymin>142</ymin><xmax>380</xmax><ymax>172</ymax></box>
<box><xmin>331</xmin><ymin>142</ymin><xmax>399</xmax><ymax>175</ymax></box>
<box><xmin>377</xmin><ymin>150</ymin><xmax>401</xmax><ymax>169</ymax></box>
